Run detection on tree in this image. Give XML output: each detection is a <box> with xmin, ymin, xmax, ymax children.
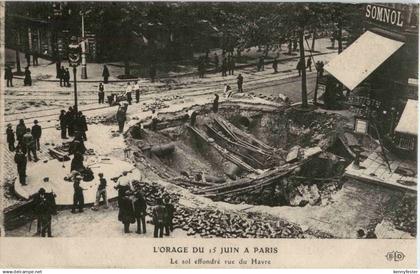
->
<box><xmin>280</xmin><ymin>3</ymin><xmax>324</xmax><ymax>108</ymax></box>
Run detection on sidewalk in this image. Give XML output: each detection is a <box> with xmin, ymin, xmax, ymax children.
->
<box><xmin>5</xmin><ymin>38</ymin><xmax>335</xmax><ymax>83</ymax></box>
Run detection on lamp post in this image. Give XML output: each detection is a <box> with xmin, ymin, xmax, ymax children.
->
<box><xmin>80</xmin><ymin>10</ymin><xmax>90</xmax><ymax>79</ymax></box>
<box><xmin>68</xmin><ymin>36</ymin><xmax>81</xmax><ymax>112</ymax></box>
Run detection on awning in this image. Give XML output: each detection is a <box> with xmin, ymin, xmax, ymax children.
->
<box><xmin>324</xmin><ymin>31</ymin><xmax>404</xmax><ymax>91</ymax></box>
<box><xmin>395</xmin><ymin>99</ymin><xmax>417</xmax><ymax>136</ymax></box>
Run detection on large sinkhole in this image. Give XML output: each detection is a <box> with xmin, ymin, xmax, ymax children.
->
<box><xmin>126</xmin><ymin>105</ymin><xmax>349</xmax><ymax>208</ymax></box>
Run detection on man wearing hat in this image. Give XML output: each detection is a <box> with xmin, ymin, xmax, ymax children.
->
<box><xmin>133</xmin><ymin>191</ymin><xmax>147</xmax><ymax>234</ymax></box>
<box><xmin>14</xmin><ymin>148</ymin><xmax>27</xmax><ymax>185</ymax></box>
<box><xmin>31</xmin><ymin>120</ymin><xmax>42</xmax><ymax>151</ymax></box>
<box><xmin>30</xmin><ymin>187</ymin><xmax>55</xmax><ymax>237</ymax></box>
<box><xmin>92</xmin><ymin>173</ymin><xmax>108</xmax><ymax>211</ymax></box>
<box><xmin>71</xmin><ymin>176</ymin><xmax>86</xmax><ymax>213</ymax></box>
<box><xmin>23</xmin><ymin>128</ymin><xmax>38</xmax><ymax>161</ymax></box>
<box><xmin>6</xmin><ymin>123</ymin><xmax>15</xmax><ymax>151</ymax></box>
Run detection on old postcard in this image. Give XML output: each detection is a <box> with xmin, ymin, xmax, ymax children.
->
<box><xmin>0</xmin><ymin>1</ymin><xmax>417</xmax><ymax>268</ymax></box>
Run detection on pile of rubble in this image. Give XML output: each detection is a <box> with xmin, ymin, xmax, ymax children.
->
<box><xmin>390</xmin><ymin>195</ymin><xmax>417</xmax><ymax>236</ymax></box>
<box><xmin>174</xmin><ymin>208</ymin><xmax>305</xmax><ymax>238</ymax></box>
<box><xmin>131</xmin><ymin>180</ymin><xmax>306</xmax><ymax>238</ymax></box>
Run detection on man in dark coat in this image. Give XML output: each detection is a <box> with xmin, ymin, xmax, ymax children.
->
<box><xmin>30</xmin><ymin>186</ymin><xmax>56</xmax><ymax>237</ymax></box>
<box><xmin>152</xmin><ymin>198</ymin><xmax>166</xmax><ymax>238</ymax></box>
<box><xmin>23</xmin><ymin>128</ymin><xmax>38</xmax><ymax>161</ymax></box>
<box><xmin>212</xmin><ymin>94</ymin><xmax>219</xmax><ymax>113</ymax></box>
<box><xmin>98</xmin><ymin>83</ymin><xmax>105</xmax><ymax>104</ymax></box>
<box><xmin>66</xmin><ymin>107</ymin><xmax>75</xmax><ymax>137</ymax></box>
<box><xmin>163</xmin><ymin>195</ymin><xmax>175</xmax><ymax>236</ymax></box>
<box><xmin>272</xmin><ymin>58</ymin><xmax>278</xmax><ymax>73</ymax></box>
<box><xmin>31</xmin><ymin>120</ymin><xmax>42</xmax><ymax>151</ymax></box>
<box><xmin>69</xmin><ymin>136</ymin><xmax>87</xmax><ymax>156</ymax></box>
<box><xmin>6</xmin><ymin>124</ymin><xmax>15</xmax><ymax>151</ymax></box>
<box><xmin>59</xmin><ymin>110</ymin><xmax>68</xmax><ymax>139</ymax></box>
<box><xmin>70</xmin><ymin>152</ymin><xmax>85</xmax><ymax>173</ymax></box>
<box><xmin>14</xmin><ymin>148</ymin><xmax>27</xmax><ymax>185</ymax></box>
<box><xmin>306</xmin><ymin>57</ymin><xmax>312</xmax><ymax>72</ymax></box>
<box><xmin>5</xmin><ymin>65</ymin><xmax>13</xmax><ymax>87</ymax></box>
<box><xmin>16</xmin><ymin>119</ymin><xmax>27</xmax><ymax>143</ymax></box>
<box><xmin>71</xmin><ymin>177</ymin><xmax>85</xmax><ymax>213</ymax></box>
<box><xmin>258</xmin><ymin>56</ymin><xmax>265</xmax><ymax>72</ymax></box>
<box><xmin>102</xmin><ymin>65</ymin><xmax>110</xmax><ymax>84</ymax></box>
<box><xmin>118</xmin><ymin>190</ymin><xmax>135</xmax><ymax>233</ymax></box>
<box><xmin>116</xmin><ymin>106</ymin><xmax>127</xmax><ymax>133</ymax></box>
<box><xmin>59</xmin><ymin>66</ymin><xmax>65</xmax><ymax>87</ymax></box>
<box><xmin>237</xmin><ymin>74</ymin><xmax>244</xmax><ymax>93</ymax></box>
<box><xmin>297</xmin><ymin>59</ymin><xmax>305</xmax><ymax>76</ymax></box>
<box><xmin>134</xmin><ymin>191</ymin><xmax>147</xmax><ymax>234</ymax></box>
<box><xmin>64</xmin><ymin>68</ymin><xmax>71</xmax><ymax>87</ymax></box>
<box><xmin>24</xmin><ymin>67</ymin><xmax>32</xmax><ymax>86</ymax></box>
<box><xmin>74</xmin><ymin>111</ymin><xmax>88</xmax><ymax>141</ymax></box>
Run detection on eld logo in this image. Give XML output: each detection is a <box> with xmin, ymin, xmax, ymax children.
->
<box><xmin>385</xmin><ymin>251</ymin><xmax>405</xmax><ymax>262</ymax></box>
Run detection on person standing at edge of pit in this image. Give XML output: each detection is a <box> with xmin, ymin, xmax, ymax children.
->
<box><xmin>272</xmin><ymin>57</ymin><xmax>278</xmax><ymax>73</ymax></box>
<box><xmin>116</xmin><ymin>105</ymin><xmax>127</xmax><ymax>133</ymax></box>
<box><xmin>6</xmin><ymin>123</ymin><xmax>15</xmax><ymax>151</ymax></box>
<box><xmin>91</xmin><ymin>173</ymin><xmax>108</xmax><ymax>211</ymax></box>
<box><xmin>59</xmin><ymin>110</ymin><xmax>68</xmax><ymax>139</ymax></box>
<box><xmin>212</xmin><ymin>94</ymin><xmax>219</xmax><ymax>113</ymax></box>
<box><xmin>151</xmin><ymin>109</ymin><xmax>159</xmax><ymax>131</ymax></box>
<box><xmin>14</xmin><ymin>147</ymin><xmax>27</xmax><ymax>185</ymax></box>
<box><xmin>31</xmin><ymin>120</ymin><xmax>42</xmax><ymax>151</ymax></box>
<box><xmin>23</xmin><ymin>128</ymin><xmax>39</xmax><ymax>162</ymax></box>
<box><xmin>5</xmin><ymin>65</ymin><xmax>13</xmax><ymax>87</ymax></box>
<box><xmin>98</xmin><ymin>83</ymin><xmax>105</xmax><ymax>104</ymax></box>
<box><xmin>102</xmin><ymin>65</ymin><xmax>110</xmax><ymax>84</ymax></box>
<box><xmin>306</xmin><ymin>57</ymin><xmax>312</xmax><ymax>72</ymax></box>
<box><xmin>153</xmin><ymin>198</ymin><xmax>166</xmax><ymax>238</ymax></box>
<box><xmin>134</xmin><ymin>191</ymin><xmax>147</xmax><ymax>234</ymax></box>
<box><xmin>30</xmin><ymin>181</ymin><xmax>57</xmax><ymax>237</ymax></box>
<box><xmin>71</xmin><ymin>176</ymin><xmax>86</xmax><ymax>213</ymax></box>
<box><xmin>16</xmin><ymin>119</ymin><xmax>27</xmax><ymax>143</ymax></box>
<box><xmin>237</xmin><ymin>73</ymin><xmax>244</xmax><ymax>93</ymax></box>
<box><xmin>74</xmin><ymin>111</ymin><xmax>88</xmax><ymax>141</ymax></box>
<box><xmin>125</xmin><ymin>82</ymin><xmax>133</xmax><ymax>105</ymax></box>
<box><xmin>118</xmin><ymin>189</ymin><xmax>135</xmax><ymax>233</ymax></box>
<box><xmin>163</xmin><ymin>195</ymin><xmax>175</xmax><ymax>236</ymax></box>
<box><xmin>24</xmin><ymin>67</ymin><xmax>32</xmax><ymax>86</ymax></box>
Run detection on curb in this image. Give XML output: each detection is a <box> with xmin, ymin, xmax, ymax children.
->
<box><xmin>14</xmin><ymin>51</ymin><xmax>335</xmax><ymax>84</ymax></box>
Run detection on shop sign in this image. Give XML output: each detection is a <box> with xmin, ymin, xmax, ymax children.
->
<box><xmin>365</xmin><ymin>4</ymin><xmax>405</xmax><ymax>28</ymax></box>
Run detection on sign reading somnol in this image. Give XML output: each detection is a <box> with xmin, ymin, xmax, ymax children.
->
<box><xmin>365</xmin><ymin>4</ymin><xmax>404</xmax><ymax>28</ymax></box>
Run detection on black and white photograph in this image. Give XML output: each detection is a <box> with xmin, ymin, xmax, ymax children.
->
<box><xmin>0</xmin><ymin>2</ymin><xmax>418</xmax><ymax>266</ymax></box>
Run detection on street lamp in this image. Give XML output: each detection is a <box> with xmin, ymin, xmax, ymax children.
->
<box><xmin>68</xmin><ymin>36</ymin><xmax>81</xmax><ymax>112</ymax></box>
<box><xmin>80</xmin><ymin>10</ymin><xmax>91</xmax><ymax>79</ymax></box>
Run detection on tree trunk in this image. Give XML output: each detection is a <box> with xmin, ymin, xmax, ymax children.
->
<box><xmin>124</xmin><ymin>60</ymin><xmax>130</xmax><ymax>76</ymax></box>
<box><xmin>338</xmin><ymin>21</ymin><xmax>343</xmax><ymax>54</ymax></box>
<box><xmin>298</xmin><ymin>30</ymin><xmax>308</xmax><ymax>108</ymax></box>
<box><xmin>311</xmin><ymin>30</ymin><xmax>316</xmax><ymax>52</ymax></box>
